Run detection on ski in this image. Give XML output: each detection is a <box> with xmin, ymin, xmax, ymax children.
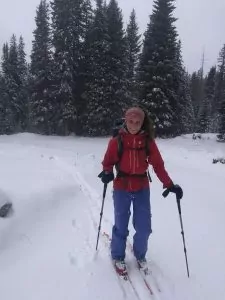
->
<box><xmin>113</xmin><ymin>264</ymin><xmax>128</xmax><ymax>281</ymax></box>
<box><xmin>101</xmin><ymin>232</ymin><xmax>142</xmax><ymax>300</ymax></box>
<box><xmin>126</xmin><ymin>240</ymin><xmax>162</xmax><ymax>294</ymax></box>
<box><xmin>103</xmin><ymin>231</ymin><xmax>161</xmax><ymax>296</ymax></box>
<box><xmin>113</xmin><ymin>263</ymin><xmax>142</xmax><ymax>300</ymax></box>
<box><xmin>137</xmin><ymin>265</ymin><xmax>155</xmax><ymax>295</ymax></box>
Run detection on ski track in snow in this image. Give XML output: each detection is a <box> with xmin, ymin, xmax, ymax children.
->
<box><xmin>54</xmin><ymin>156</ymin><xmax>144</xmax><ymax>300</ymax></box>
<box><xmin>53</xmin><ymin>154</ymin><xmax>177</xmax><ymax>300</ymax></box>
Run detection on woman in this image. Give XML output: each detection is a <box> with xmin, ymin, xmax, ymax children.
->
<box><xmin>99</xmin><ymin>107</ymin><xmax>183</xmax><ymax>275</ymax></box>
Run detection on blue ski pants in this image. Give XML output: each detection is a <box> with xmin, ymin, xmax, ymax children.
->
<box><xmin>111</xmin><ymin>188</ymin><xmax>152</xmax><ymax>260</ymax></box>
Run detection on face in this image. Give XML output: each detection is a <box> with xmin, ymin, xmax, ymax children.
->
<box><xmin>126</xmin><ymin>117</ymin><xmax>143</xmax><ymax>134</ymax></box>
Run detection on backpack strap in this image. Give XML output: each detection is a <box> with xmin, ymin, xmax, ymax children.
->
<box><xmin>115</xmin><ymin>134</ymin><xmax>123</xmax><ymax>173</ymax></box>
<box><xmin>145</xmin><ymin>136</ymin><xmax>150</xmax><ymax>157</ymax></box>
<box><xmin>117</xmin><ymin>134</ymin><xmax>123</xmax><ymax>161</ymax></box>
<box><xmin>145</xmin><ymin>137</ymin><xmax>152</xmax><ymax>182</ymax></box>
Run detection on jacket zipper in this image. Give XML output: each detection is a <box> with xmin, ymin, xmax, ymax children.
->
<box><xmin>133</xmin><ymin>137</ymin><xmax>136</xmax><ymax>174</ymax></box>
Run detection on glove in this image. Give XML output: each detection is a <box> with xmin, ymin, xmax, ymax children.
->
<box><xmin>168</xmin><ymin>184</ymin><xmax>183</xmax><ymax>200</ymax></box>
<box><xmin>98</xmin><ymin>170</ymin><xmax>114</xmax><ymax>184</ymax></box>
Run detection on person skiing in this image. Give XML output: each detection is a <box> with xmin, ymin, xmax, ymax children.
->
<box><xmin>98</xmin><ymin>107</ymin><xmax>183</xmax><ymax>276</ymax></box>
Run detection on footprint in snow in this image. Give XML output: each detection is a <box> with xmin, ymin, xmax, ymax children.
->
<box><xmin>68</xmin><ymin>252</ymin><xmax>77</xmax><ymax>266</ymax></box>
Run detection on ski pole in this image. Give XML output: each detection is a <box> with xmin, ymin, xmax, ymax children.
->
<box><xmin>176</xmin><ymin>196</ymin><xmax>190</xmax><ymax>277</ymax></box>
<box><xmin>162</xmin><ymin>189</ymin><xmax>190</xmax><ymax>277</ymax></box>
<box><xmin>96</xmin><ymin>183</ymin><xmax>107</xmax><ymax>251</ymax></box>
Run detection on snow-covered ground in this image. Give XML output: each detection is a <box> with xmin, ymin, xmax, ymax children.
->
<box><xmin>0</xmin><ymin>132</ymin><xmax>224</xmax><ymax>300</ymax></box>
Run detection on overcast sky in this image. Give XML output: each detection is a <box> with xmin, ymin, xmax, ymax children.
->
<box><xmin>0</xmin><ymin>0</ymin><xmax>224</xmax><ymax>74</ymax></box>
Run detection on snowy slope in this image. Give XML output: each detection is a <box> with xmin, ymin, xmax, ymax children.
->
<box><xmin>0</xmin><ymin>133</ymin><xmax>224</xmax><ymax>300</ymax></box>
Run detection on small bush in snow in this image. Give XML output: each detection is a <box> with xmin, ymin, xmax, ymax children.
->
<box><xmin>192</xmin><ymin>133</ymin><xmax>202</xmax><ymax>140</ymax></box>
<box><xmin>212</xmin><ymin>158</ymin><xmax>225</xmax><ymax>164</ymax></box>
<box><xmin>217</xmin><ymin>134</ymin><xmax>225</xmax><ymax>142</ymax></box>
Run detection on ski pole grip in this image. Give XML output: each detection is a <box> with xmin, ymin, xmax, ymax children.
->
<box><xmin>162</xmin><ymin>188</ymin><xmax>170</xmax><ymax>198</ymax></box>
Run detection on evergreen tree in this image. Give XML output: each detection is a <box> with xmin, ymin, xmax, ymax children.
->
<box><xmin>30</xmin><ymin>0</ymin><xmax>53</xmax><ymax>134</ymax></box>
<box><xmin>215</xmin><ymin>45</ymin><xmax>225</xmax><ymax>111</ymax></box>
<box><xmin>178</xmin><ymin>69</ymin><xmax>195</xmax><ymax>134</ymax></box>
<box><xmin>81</xmin><ymin>0</ymin><xmax>129</xmax><ymax>136</ymax></box>
<box><xmin>198</xmin><ymin>66</ymin><xmax>216</xmax><ymax>132</ymax></box>
<box><xmin>190</xmin><ymin>67</ymin><xmax>206</xmax><ymax>132</ymax></box>
<box><xmin>126</xmin><ymin>8</ymin><xmax>142</xmax><ymax>103</ymax></box>
<box><xmin>217</xmin><ymin>90</ymin><xmax>225</xmax><ymax>140</ymax></box>
<box><xmin>1</xmin><ymin>43</ymin><xmax>9</xmax><ymax>75</ymax></box>
<box><xmin>82</xmin><ymin>0</ymin><xmax>93</xmax><ymax>35</ymax></box>
<box><xmin>0</xmin><ymin>75</ymin><xmax>14</xmax><ymax>134</ymax></box>
<box><xmin>0</xmin><ymin>43</ymin><xmax>14</xmax><ymax>133</ymax></box>
<box><xmin>175</xmin><ymin>40</ymin><xmax>195</xmax><ymax>134</ymax></box>
<box><xmin>74</xmin><ymin>0</ymin><xmax>93</xmax><ymax>135</ymax></box>
<box><xmin>190</xmin><ymin>71</ymin><xmax>202</xmax><ymax>122</ymax></box>
<box><xmin>215</xmin><ymin>45</ymin><xmax>225</xmax><ymax>140</ymax></box>
<box><xmin>0</xmin><ymin>44</ymin><xmax>9</xmax><ymax>133</ymax></box>
<box><xmin>126</xmin><ymin>9</ymin><xmax>141</xmax><ymax>81</ymax></box>
<box><xmin>18</xmin><ymin>36</ymin><xmax>27</xmax><ymax>81</ymax></box>
<box><xmin>80</xmin><ymin>0</ymin><xmax>110</xmax><ymax>136</ymax></box>
<box><xmin>51</xmin><ymin>0</ymin><xmax>93</xmax><ymax>135</ymax></box>
<box><xmin>0</xmin><ymin>35</ymin><xmax>28</xmax><ymax>133</ymax></box>
<box><xmin>0</xmin><ymin>44</ymin><xmax>8</xmax><ymax>132</ymax></box>
<box><xmin>17</xmin><ymin>36</ymin><xmax>29</xmax><ymax>130</ymax></box>
<box><xmin>3</xmin><ymin>35</ymin><xmax>24</xmax><ymax>131</ymax></box>
<box><xmin>51</xmin><ymin>0</ymin><xmax>73</xmax><ymax>135</ymax></box>
<box><xmin>137</xmin><ymin>0</ymin><xmax>181</xmax><ymax>137</ymax></box>
<box><xmin>0</xmin><ymin>73</ymin><xmax>4</xmax><ymax>132</ymax></box>
<box><xmin>8</xmin><ymin>35</ymin><xmax>19</xmax><ymax>83</ymax></box>
<box><xmin>104</xmin><ymin>0</ymin><xmax>129</xmax><ymax>129</ymax></box>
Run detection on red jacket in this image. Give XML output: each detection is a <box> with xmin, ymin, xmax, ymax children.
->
<box><xmin>102</xmin><ymin>129</ymin><xmax>173</xmax><ymax>192</ymax></box>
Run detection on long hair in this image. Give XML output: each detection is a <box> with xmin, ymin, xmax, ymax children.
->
<box><xmin>141</xmin><ymin>108</ymin><xmax>155</xmax><ymax>140</ymax></box>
